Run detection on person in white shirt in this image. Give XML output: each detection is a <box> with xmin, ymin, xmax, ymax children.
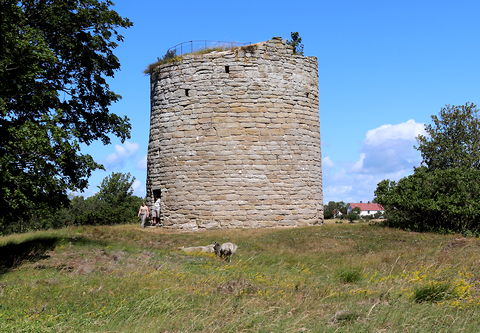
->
<box><xmin>152</xmin><ymin>198</ymin><xmax>161</xmax><ymax>226</ymax></box>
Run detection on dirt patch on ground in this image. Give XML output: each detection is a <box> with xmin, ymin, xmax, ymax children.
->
<box><xmin>442</xmin><ymin>237</ymin><xmax>470</xmax><ymax>252</ymax></box>
<box><xmin>30</xmin><ymin>247</ymin><xmax>150</xmax><ymax>275</ymax></box>
<box><xmin>217</xmin><ymin>279</ymin><xmax>258</xmax><ymax>295</ymax></box>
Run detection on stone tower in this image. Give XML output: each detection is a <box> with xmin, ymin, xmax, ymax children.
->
<box><xmin>147</xmin><ymin>37</ymin><xmax>323</xmax><ymax>229</ymax></box>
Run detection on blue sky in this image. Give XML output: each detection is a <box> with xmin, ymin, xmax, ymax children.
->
<box><xmin>80</xmin><ymin>0</ymin><xmax>480</xmax><ymax>203</ymax></box>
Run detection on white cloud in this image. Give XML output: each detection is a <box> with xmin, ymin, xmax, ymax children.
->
<box><xmin>132</xmin><ymin>179</ymin><xmax>146</xmax><ymax>197</ymax></box>
<box><xmin>365</xmin><ymin>119</ymin><xmax>427</xmax><ymax>146</ymax></box>
<box><xmin>105</xmin><ymin>141</ymin><xmax>139</xmax><ymax>168</ymax></box>
<box><xmin>323</xmin><ymin>156</ymin><xmax>334</xmax><ymax>168</ymax></box>
<box><xmin>323</xmin><ymin>119</ymin><xmax>426</xmax><ymax>203</ymax></box>
<box><xmin>131</xmin><ymin>179</ymin><xmax>141</xmax><ymax>191</ymax></box>
<box><xmin>137</xmin><ymin>154</ymin><xmax>147</xmax><ymax>170</ymax></box>
<box><xmin>327</xmin><ymin>184</ymin><xmax>352</xmax><ymax>196</ymax></box>
<box><xmin>351</xmin><ymin>153</ymin><xmax>366</xmax><ymax>172</ymax></box>
<box><xmin>352</xmin><ymin>120</ymin><xmax>425</xmax><ymax>174</ymax></box>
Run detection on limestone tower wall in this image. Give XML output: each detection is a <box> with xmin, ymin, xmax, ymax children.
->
<box><xmin>147</xmin><ymin>37</ymin><xmax>323</xmax><ymax>229</ymax></box>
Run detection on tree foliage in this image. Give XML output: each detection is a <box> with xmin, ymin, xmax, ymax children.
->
<box><xmin>375</xmin><ymin>167</ymin><xmax>480</xmax><ymax>233</ymax></box>
<box><xmin>375</xmin><ymin>103</ymin><xmax>480</xmax><ymax>234</ymax></box>
<box><xmin>324</xmin><ymin>201</ymin><xmax>347</xmax><ymax>219</ymax></box>
<box><xmin>286</xmin><ymin>32</ymin><xmax>304</xmax><ymax>55</ymax></box>
<box><xmin>66</xmin><ymin>172</ymin><xmax>142</xmax><ymax>226</ymax></box>
<box><xmin>346</xmin><ymin>207</ymin><xmax>360</xmax><ymax>223</ymax></box>
<box><xmin>96</xmin><ymin>172</ymin><xmax>135</xmax><ymax>205</ymax></box>
<box><xmin>416</xmin><ymin>103</ymin><xmax>480</xmax><ymax>170</ymax></box>
<box><xmin>0</xmin><ymin>172</ymin><xmax>142</xmax><ymax>234</ymax></box>
<box><xmin>0</xmin><ymin>0</ymin><xmax>132</xmax><ymax>226</ymax></box>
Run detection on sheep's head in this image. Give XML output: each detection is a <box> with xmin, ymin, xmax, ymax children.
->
<box><xmin>213</xmin><ymin>242</ymin><xmax>221</xmax><ymax>255</ymax></box>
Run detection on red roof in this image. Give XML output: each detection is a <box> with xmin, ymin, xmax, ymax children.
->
<box><xmin>348</xmin><ymin>203</ymin><xmax>384</xmax><ymax>211</ymax></box>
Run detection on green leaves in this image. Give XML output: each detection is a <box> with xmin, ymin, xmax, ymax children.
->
<box><xmin>0</xmin><ymin>0</ymin><xmax>132</xmax><ymax>229</ymax></box>
<box><xmin>96</xmin><ymin>172</ymin><xmax>135</xmax><ymax>205</ymax></box>
<box><xmin>62</xmin><ymin>172</ymin><xmax>142</xmax><ymax>227</ymax></box>
<box><xmin>375</xmin><ymin>167</ymin><xmax>480</xmax><ymax>233</ymax></box>
<box><xmin>323</xmin><ymin>201</ymin><xmax>347</xmax><ymax>219</ymax></box>
<box><xmin>286</xmin><ymin>32</ymin><xmax>304</xmax><ymax>55</ymax></box>
<box><xmin>375</xmin><ymin>103</ymin><xmax>480</xmax><ymax>233</ymax></box>
<box><xmin>416</xmin><ymin>103</ymin><xmax>480</xmax><ymax>170</ymax></box>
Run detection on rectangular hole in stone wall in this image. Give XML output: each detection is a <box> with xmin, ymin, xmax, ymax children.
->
<box><xmin>185</xmin><ymin>89</ymin><xmax>189</xmax><ymax>96</ymax></box>
<box><xmin>152</xmin><ymin>189</ymin><xmax>161</xmax><ymax>201</ymax></box>
<box><xmin>225</xmin><ymin>65</ymin><xmax>230</xmax><ymax>73</ymax></box>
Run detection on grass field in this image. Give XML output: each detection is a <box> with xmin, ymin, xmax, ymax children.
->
<box><xmin>1</xmin><ymin>222</ymin><xmax>480</xmax><ymax>332</ymax></box>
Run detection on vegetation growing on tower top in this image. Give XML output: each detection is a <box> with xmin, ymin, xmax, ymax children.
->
<box><xmin>287</xmin><ymin>32</ymin><xmax>304</xmax><ymax>55</ymax></box>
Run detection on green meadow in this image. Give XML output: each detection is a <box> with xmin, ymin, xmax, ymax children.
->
<box><xmin>1</xmin><ymin>223</ymin><xmax>479</xmax><ymax>332</ymax></box>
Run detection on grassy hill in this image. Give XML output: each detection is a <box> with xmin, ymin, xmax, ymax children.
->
<box><xmin>1</xmin><ymin>223</ymin><xmax>480</xmax><ymax>332</ymax></box>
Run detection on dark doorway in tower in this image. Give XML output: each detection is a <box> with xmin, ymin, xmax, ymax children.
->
<box><xmin>152</xmin><ymin>188</ymin><xmax>162</xmax><ymax>226</ymax></box>
<box><xmin>153</xmin><ymin>189</ymin><xmax>161</xmax><ymax>201</ymax></box>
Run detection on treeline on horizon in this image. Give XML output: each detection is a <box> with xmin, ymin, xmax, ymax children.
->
<box><xmin>0</xmin><ymin>173</ymin><xmax>142</xmax><ymax>235</ymax></box>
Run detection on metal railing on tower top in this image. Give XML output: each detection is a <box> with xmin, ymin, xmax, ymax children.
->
<box><xmin>166</xmin><ymin>40</ymin><xmax>252</xmax><ymax>57</ymax></box>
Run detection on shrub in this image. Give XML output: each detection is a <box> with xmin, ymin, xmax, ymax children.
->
<box><xmin>145</xmin><ymin>49</ymin><xmax>182</xmax><ymax>74</ymax></box>
<box><xmin>346</xmin><ymin>212</ymin><xmax>359</xmax><ymax>223</ymax></box>
<box><xmin>286</xmin><ymin>32</ymin><xmax>304</xmax><ymax>55</ymax></box>
<box><xmin>375</xmin><ymin>167</ymin><xmax>480</xmax><ymax>233</ymax></box>
<box><xmin>413</xmin><ymin>282</ymin><xmax>453</xmax><ymax>303</ymax></box>
<box><xmin>337</xmin><ymin>268</ymin><xmax>362</xmax><ymax>283</ymax></box>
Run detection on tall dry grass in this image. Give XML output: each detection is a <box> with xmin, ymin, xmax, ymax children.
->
<box><xmin>1</xmin><ymin>223</ymin><xmax>480</xmax><ymax>332</ymax></box>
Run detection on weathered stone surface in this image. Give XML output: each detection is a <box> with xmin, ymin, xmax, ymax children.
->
<box><xmin>147</xmin><ymin>39</ymin><xmax>323</xmax><ymax>230</ymax></box>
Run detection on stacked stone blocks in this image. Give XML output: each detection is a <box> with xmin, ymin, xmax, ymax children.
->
<box><xmin>147</xmin><ymin>38</ymin><xmax>323</xmax><ymax>229</ymax></box>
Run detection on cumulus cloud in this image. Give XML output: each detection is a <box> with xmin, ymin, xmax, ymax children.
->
<box><xmin>364</xmin><ymin>120</ymin><xmax>427</xmax><ymax>146</ymax></box>
<box><xmin>323</xmin><ymin>156</ymin><xmax>334</xmax><ymax>168</ymax></box>
<box><xmin>137</xmin><ymin>154</ymin><xmax>147</xmax><ymax>170</ymax></box>
<box><xmin>351</xmin><ymin>119</ymin><xmax>426</xmax><ymax>174</ymax></box>
<box><xmin>323</xmin><ymin>120</ymin><xmax>426</xmax><ymax>203</ymax></box>
<box><xmin>327</xmin><ymin>184</ymin><xmax>352</xmax><ymax>196</ymax></box>
<box><xmin>105</xmin><ymin>141</ymin><xmax>139</xmax><ymax>168</ymax></box>
<box><xmin>132</xmin><ymin>179</ymin><xmax>146</xmax><ymax>197</ymax></box>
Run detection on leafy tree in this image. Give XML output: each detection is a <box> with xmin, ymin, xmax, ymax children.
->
<box><xmin>96</xmin><ymin>172</ymin><xmax>135</xmax><ymax>205</ymax></box>
<box><xmin>375</xmin><ymin>167</ymin><xmax>480</xmax><ymax>233</ymax></box>
<box><xmin>75</xmin><ymin>172</ymin><xmax>142</xmax><ymax>225</ymax></box>
<box><xmin>286</xmin><ymin>32</ymin><xmax>304</xmax><ymax>55</ymax></box>
<box><xmin>324</xmin><ymin>201</ymin><xmax>347</xmax><ymax>219</ymax></box>
<box><xmin>375</xmin><ymin>102</ymin><xmax>480</xmax><ymax>233</ymax></box>
<box><xmin>324</xmin><ymin>201</ymin><xmax>336</xmax><ymax>219</ymax></box>
<box><xmin>416</xmin><ymin>103</ymin><xmax>480</xmax><ymax>170</ymax></box>
<box><xmin>0</xmin><ymin>0</ymin><xmax>133</xmax><ymax>228</ymax></box>
<box><xmin>337</xmin><ymin>201</ymin><xmax>347</xmax><ymax>215</ymax></box>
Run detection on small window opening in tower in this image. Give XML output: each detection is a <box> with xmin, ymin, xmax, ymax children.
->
<box><xmin>306</xmin><ymin>92</ymin><xmax>310</xmax><ymax>98</ymax></box>
<box><xmin>185</xmin><ymin>89</ymin><xmax>189</xmax><ymax>96</ymax></box>
<box><xmin>152</xmin><ymin>189</ymin><xmax>161</xmax><ymax>201</ymax></box>
<box><xmin>225</xmin><ymin>66</ymin><xmax>230</xmax><ymax>73</ymax></box>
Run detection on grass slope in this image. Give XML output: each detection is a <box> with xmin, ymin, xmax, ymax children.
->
<box><xmin>1</xmin><ymin>223</ymin><xmax>480</xmax><ymax>332</ymax></box>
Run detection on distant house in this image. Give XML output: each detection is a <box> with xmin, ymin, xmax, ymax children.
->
<box><xmin>347</xmin><ymin>202</ymin><xmax>384</xmax><ymax>217</ymax></box>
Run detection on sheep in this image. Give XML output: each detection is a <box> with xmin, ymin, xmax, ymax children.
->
<box><xmin>213</xmin><ymin>242</ymin><xmax>238</xmax><ymax>262</ymax></box>
<box><xmin>178</xmin><ymin>244</ymin><xmax>215</xmax><ymax>253</ymax></box>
